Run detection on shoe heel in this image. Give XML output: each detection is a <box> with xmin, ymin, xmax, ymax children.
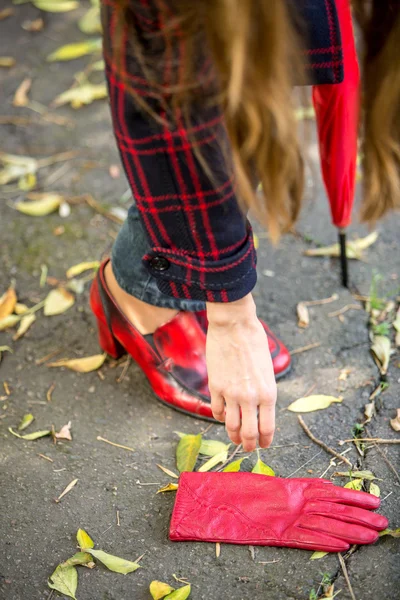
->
<box><xmin>96</xmin><ymin>316</ymin><xmax>125</xmax><ymax>359</ymax></box>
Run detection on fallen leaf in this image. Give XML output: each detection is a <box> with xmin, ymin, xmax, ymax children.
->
<box><xmin>77</xmin><ymin>528</ymin><xmax>94</xmax><ymax>550</ymax></box>
<box><xmin>335</xmin><ymin>470</ymin><xmax>377</xmax><ymax>480</ymax></box>
<box><xmin>47</xmin><ymin>353</ymin><xmax>106</xmax><ymax>372</ymax></box>
<box><xmin>0</xmin><ymin>8</ymin><xmax>13</xmax><ymax>20</ymax></box>
<box><xmin>9</xmin><ymin>427</ymin><xmax>51</xmax><ymax>440</ymax></box>
<box><xmin>0</xmin><ymin>285</ymin><xmax>17</xmax><ymax>319</ymax></box>
<box><xmin>156</xmin><ymin>483</ymin><xmax>179</xmax><ymax>494</ymax></box>
<box><xmin>33</xmin><ymin>0</ymin><xmax>79</xmax><ymax>12</ymax></box>
<box><xmin>78</xmin><ymin>5</ymin><xmax>101</xmax><ymax>33</ymax></box>
<box><xmin>84</xmin><ymin>549</ymin><xmax>140</xmax><ymax>574</ymax></box>
<box><xmin>198</xmin><ymin>450</ymin><xmax>228</xmax><ymax>472</ymax></box>
<box><xmin>91</xmin><ymin>59</ymin><xmax>105</xmax><ymax>71</ymax></box>
<box><xmin>216</xmin><ymin>542</ymin><xmax>221</xmax><ymax>558</ymax></box>
<box><xmin>176</xmin><ymin>433</ymin><xmax>202</xmax><ymax>473</ymax></box>
<box><xmin>253</xmin><ymin>233</ymin><xmax>259</xmax><ymax>249</ymax></box>
<box><xmin>22</xmin><ymin>17</ymin><xmax>44</xmax><ymax>31</ymax></box>
<box><xmin>13</xmin><ymin>77</ymin><xmax>32</xmax><ymax>107</ymax></box>
<box><xmin>13</xmin><ymin>313</ymin><xmax>36</xmax><ymax>340</ymax></box>
<box><xmin>55</xmin><ymin>478</ymin><xmax>78</xmax><ymax>503</ymax></box>
<box><xmin>310</xmin><ymin>551</ymin><xmax>329</xmax><ymax>560</ymax></box>
<box><xmin>48</xmin><ymin>38</ymin><xmax>102</xmax><ymax>62</ymax></box>
<box><xmin>339</xmin><ymin>368</ymin><xmax>352</xmax><ymax>381</ymax></box>
<box><xmin>0</xmin><ymin>315</ymin><xmax>19</xmax><ymax>331</ymax></box>
<box><xmin>150</xmin><ymin>581</ymin><xmax>175</xmax><ymax>600</ymax></box>
<box><xmin>369</xmin><ymin>482</ymin><xmax>380</xmax><ymax>497</ymax></box>
<box><xmin>61</xmin><ymin>552</ymin><xmax>93</xmax><ymax>568</ymax></box>
<box><xmin>364</xmin><ymin>402</ymin><xmax>375</xmax><ymax>422</ymax></box>
<box><xmin>66</xmin><ymin>261</ymin><xmax>100</xmax><ymax>279</ymax></box>
<box><xmin>15</xmin><ymin>193</ymin><xmax>63</xmax><ymax>216</ymax></box>
<box><xmin>379</xmin><ymin>528</ymin><xmax>400</xmax><ymax>538</ymax></box>
<box><xmin>157</xmin><ymin>464</ymin><xmax>179</xmax><ymax>479</ymax></box>
<box><xmin>297</xmin><ymin>302</ymin><xmax>309</xmax><ymax>328</ymax></box>
<box><xmin>53</xmin><ymin>82</ymin><xmax>107</xmax><ymax>108</ymax></box>
<box><xmin>0</xmin><ymin>345</ymin><xmax>12</xmax><ymax>361</ymax></box>
<box><xmin>18</xmin><ymin>172</ymin><xmax>37</xmax><ymax>191</ymax></box>
<box><xmin>17</xmin><ymin>413</ymin><xmax>35</xmax><ymax>431</ymax></box>
<box><xmin>223</xmin><ymin>457</ymin><xmax>247</xmax><ymax>472</ymax></box>
<box><xmin>199</xmin><ymin>439</ymin><xmax>230</xmax><ymax>457</ymax></box>
<box><xmin>165</xmin><ymin>584</ymin><xmax>191</xmax><ymax>599</ymax></box>
<box><xmin>0</xmin><ymin>56</ymin><xmax>16</xmax><ymax>67</ymax></box>
<box><xmin>344</xmin><ymin>479</ymin><xmax>363</xmax><ymax>490</ymax></box>
<box><xmin>371</xmin><ymin>335</ymin><xmax>391</xmax><ymax>375</ymax></box>
<box><xmin>44</xmin><ymin>287</ymin><xmax>75</xmax><ymax>316</ymax></box>
<box><xmin>0</xmin><ymin>152</ymin><xmax>38</xmax><ymax>185</ymax></box>
<box><xmin>304</xmin><ymin>232</ymin><xmax>378</xmax><ymax>259</ymax></box>
<box><xmin>390</xmin><ymin>409</ymin><xmax>400</xmax><ymax>432</ymax></box>
<box><xmin>252</xmin><ymin>459</ymin><xmax>275</xmax><ymax>476</ymax></box>
<box><xmin>14</xmin><ymin>303</ymin><xmax>28</xmax><ymax>315</ymax></box>
<box><xmin>55</xmin><ymin>421</ymin><xmax>72</xmax><ymax>441</ymax></box>
<box><xmin>287</xmin><ymin>394</ymin><xmax>343</xmax><ymax>413</ymax></box>
<box><xmin>48</xmin><ymin>565</ymin><xmax>77</xmax><ymax>600</ymax></box>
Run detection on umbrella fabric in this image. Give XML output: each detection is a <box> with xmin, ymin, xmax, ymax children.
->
<box><xmin>312</xmin><ymin>0</ymin><xmax>360</xmax><ymax>229</ymax></box>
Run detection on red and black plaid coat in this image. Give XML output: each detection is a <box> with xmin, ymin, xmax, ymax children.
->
<box><xmin>102</xmin><ymin>0</ymin><xmax>344</xmax><ymax>302</ymax></box>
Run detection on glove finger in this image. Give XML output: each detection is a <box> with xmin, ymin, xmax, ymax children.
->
<box><xmin>285</xmin><ymin>527</ymin><xmax>350</xmax><ymax>552</ymax></box>
<box><xmin>305</xmin><ymin>500</ymin><xmax>389</xmax><ymax>531</ymax></box>
<box><xmin>312</xmin><ymin>484</ymin><xmax>381</xmax><ymax>509</ymax></box>
<box><xmin>298</xmin><ymin>515</ymin><xmax>380</xmax><ymax>545</ymax></box>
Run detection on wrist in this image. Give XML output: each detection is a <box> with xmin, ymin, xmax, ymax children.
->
<box><xmin>206</xmin><ymin>293</ymin><xmax>257</xmax><ymax>327</ymax></box>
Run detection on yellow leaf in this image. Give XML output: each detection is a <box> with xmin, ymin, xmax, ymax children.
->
<box><xmin>371</xmin><ymin>335</ymin><xmax>391</xmax><ymax>375</ymax></box>
<box><xmin>13</xmin><ymin>313</ymin><xmax>36</xmax><ymax>340</ymax></box>
<box><xmin>17</xmin><ymin>413</ymin><xmax>35</xmax><ymax>431</ymax></box>
<box><xmin>310</xmin><ymin>551</ymin><xmax>329</xmax><ymax>560</ymax></box>
<box><xmin>78</xmin><ymin>5</ymin><xmax>101</xmax><ymax>34</ymax></box>
<box><xmin>0</xmin><ymin>152</ymin><xmax>38</xmax><ymax>185</ymax></box>
<box><xmin>13</xmin><ymin>77</ymin><xmax>31</xmax><ymax>107</ymax></box>
<box><xmin>297</xmin><ymin>302</ymin><xmax>309</xmax><ymax>328</ymax></box>
<box><xmin>77</xmin><ymin>528</ymin><xmax>94</xmax><ymax>550</ymax></box>
<box><xmin>66</xmin><ymin>261</ymin><xmax>100</xmax><ymax>279</ymax></box>
<box><xmin>44</xmin><ymin>287</ymin><xmax>75</xmax><ymax>316</ymax></box>
<box><xmin>165</xmin><ymin>584</ymin><xmax>191</xmax><ymax>599</ymax></box>
<box><xmin>61</xmin><ymin>552</ymin><xmax>93</xmax><ymax>568</ymax></box>
<box><xmin>369</xmin><ymin>482</ymin><xmax>380</xmax><ymax>497</ymax></box>
<box><xmin>223</xmin><ymin>457</ymin><xmax>247</xmax><ymax>472</ymax></box>
<box><xmin>9</xmin><ymin>427</ymin><xmax>51</xmax><ymax>440</ymax></box>
<box><xmin>344</xmin><ymin>479</ymin><xmax>363</xmax><ymax>491</ymax></box>
<box><xmin>48</xmin><ymin>565</ymin><xmax>77</xmax><ymax>600</ymax></box>
<box><xmin>0</xmin><ymin>346</ymin><xmax>13</xmax><ymax>361</ymax></box>
<box><xmin>379</xmin><ymin>528</ymin><xmax>400</xmax><ymax>538</ymax></box>
<box><xmin>252</xmin><ymin>459</ymin><xmax>275</xmax><ymax>476</ymax></box>
<box><xmin>304</xmin><ymin>232</ymin><xmax>378</xmax><ymax>260</ymax></box>
<box><xmin>157</xmin><ymin>464</ymin><xmax>179</xmax><ymax>479</ymax></box>
<box><xmin>390</xmin><ymin>409</ymin><xmax>400</xmax><ymax>432</ymax></box>
<box><xmin>0</xmin><ymin>285</ymin><xmax>17</xmax><ymax>319</ymax></box>
<box><xmin>198</xmin><ymin>450</ymin><xmax>228</xmax><ymax>472</ymax></box>
<box><xmin>0</xmin><ymin>314</ymin><xmax>20</xmax><ymax>331</ymax></box>
<box><xmin>156</xmin><ymin>483</ymin><xmax>179</xmax><ymax>494</ymax></box>
<box><xmin>287</xmin><ymin>394</ymin><xmax>343</xmax><ymax>413</ymax></box>
<box><xmin>295</xmin><ymin>106</ymin><xmax>315</xmax><ymax>121</ymax></box>
<box><xmin>91</xmin><ymin>59</ymin><xmax>105</xmax><ymax>71</ymax></box>
<box><xmin>14</xmin><ymin>303</ymin><xmax>29</xmax><ymax>315</ymax></box>
<box><xmin>47</xmin><ymin>38</ymin><xmax>102</xmax><ymax>62</ymax></box>
<box><xmin>15</xmin><ymin>194</ymin><xmax>62</xmax><ymax>216</ymax></box>
<box><xmin>84</xmin><ymin>549</ymin><xmax>140</xmax><ymax>574</ymax></box>
<box><xmin>150</xmin><ymin>581</ymin><xmax>175</xmax><ymax>600</ymax></box>
<box><xmin>47</xmin><ymin>353</ymin><xmax>106</xmax><ymax>372</ymax></box>
<box><xmin>0</xmin><ymin>57</ymin><xmax>16</xmax><ymax>67</ymax></box>
<box><xmin>18</xmin><ymin>172</ymin><xmax>37</xmax><ymax>191</ymax></box>
<box><xmin>33</xmin><ymin>0</ymin><xmax>79</xmax><ymax>12</ymax></box>
<box><xmin>176</xmin><ymin>433</ymin><xmax>202</xmax><ymax>473</ymax></box>
<box><xmin>253</xmin><ymin>233</ymin><xmax>259</xmax><ymax>249</ymax></box>
<box><xmin>199</xmin><ymin>439</ymin><xmax>230</xmax><ymax>457</ymax></box>
<box><xmin>337</xmin><ymin>470</ymin><xmax>377</xmax><ymax>480</ymax></box>
<box><xmin>53</xmin><ymin>82</ymin><xmax>107</xmax><ymax>108</ymax></box>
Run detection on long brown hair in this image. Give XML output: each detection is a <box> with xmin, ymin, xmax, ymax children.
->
<box><xmin>112</xmin><ymin>0</ymin><xmax>400</xmax><ymax>237</ymax></box>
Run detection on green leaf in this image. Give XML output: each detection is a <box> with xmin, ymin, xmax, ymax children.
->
<box><xmin>150</xmin><ymin>581</ymin><xmax>175</xmax><ymax>600</ymax></box>
<box><xmin>379</xmin><ymin>528</ymin><xmax>400</xmax><ymax>538</ymax></box>
<box><xmin>84</xmin><ymin>549</ymin><xmax>140</xmax><ymax>574</ymax></box>
<box><xmin>78</xmin><ymin>5</ymin><xmax>101</xmax><ymax>34</ymax></box>
<box><xmin>17</xmin><ymin>413</ymin><xmax>34</xmax><ymax>431</ymax></box>
<box><xmin>199</xmin><ymin>439</ymin><xmax>230</xmax><ymax>457</ymax></box>
<box><xmin>369</xmin><ymin>482</ymin><xmax>380</xmax><ymax>497</ymax></box>
<box><xmin>48</xmin><ymin>565</ymin><xmax>77</xmax><ymax>599</ymax></box>
<box><xmin>77</xmin><ymin>528</ymin><xmax>94</xmax><ymax>550</ymax></box>
<box><xmin>47</xmin><ymin>38</ymin><xmax>102</xmax><ymax>62</ymax></box>
<box><xmin>287</xmin><ymin>395</ymin><xmax>343</xmax><ymax>413</ymax></box>
<box><xmin>344</xmin><ymin>479</ymin><xmax>363</xmax><ymax>490</ymax></box>
<box><xmin>176</xmin><ymin>434</ymin><xmax>202</xmax><ymax>473</ymax></box>
<box><xmin>337</xmin><ymin>470</ymin><xmax>377</xmax><ymax>481</ymax></box>
<box><xmin>165</xmin><ymin>584</ymin><xmax>191</xmax><ymax>599</ymax></box>
<box><xmin>252</xmin><ymin>459</ymin><xmax>275</xmax><ymax>476</ymax></box>
<box><xmin>61</xmin><ymin>552</ymin><xmax>93</xmax><ymax>567</ymax></box>
<box><xmin>198</xmin><ymin>451</ymin><xmax>228</xmax><ymax>472</ymax></box>
<box><xmin>223</xmin><ymin>457</ymin><xmax>247</xmax><ymax>472</ymax></box>
<box><xmin>310</xmin><ymin>551</ymin><xmax>329</xmax><ymax>560</ymax></box>
<box><xmin>9</xmin><ymin>427</ymin><xmax>51</xmax><ymax>440</ymax></box>
<box><xmin>53</xmin><ymin>82</ymin><xmax>107</xmax><ymax>109</ymax></box>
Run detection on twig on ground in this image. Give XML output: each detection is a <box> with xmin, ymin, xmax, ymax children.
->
<box><xmin>116</xmin><ymin>356</ymin><xmax>131</xmax><ymax>384</ymax></box>
<box><xmin>381</xmin><ymin>491</ymin><xmax>393</xmax><ymax>502</ymax></box>
<box><xmin>342</xmin><ymin>438</ymin><xmax>400</xmax><ymax>444</ymax></box>
<box><xmin>338</xmin><ymin>553</ymin><xmax>356</xmax><ymax>600</ymax></box>
<box><xmin>201</xmin><ymin>423</ymin><xmax>214</xmax><ymax>435</ymax></box>
<box><xmin>291</xmin><ymin>342</ymin><xmax>321</xmax><ymax>355</ymax></box>
<box><xmin>217</xmin><ymin>444</ymin><xmax>242</xmax><ymax>471</ymax></box>
<box><xmin>298</xmin><ymin>416</ymin><xmax>352</xmax><ymax>466</ymax></box>
<box><xmin>328</xmin><ymin>304</ymin><xmax>362</xmax><ymax>318</ymax></box>
<box><xmin>303</xmin><ymin>294</ymin><xmax>338</xmax><ymax>306</ymax></box>
<box><xmin>38</xmin><ymin>454</ymin><xmax>53</xmax><ymax>462</ymax></box>
<box><xmin>116</xmin><ymin>510</ymin><xmax>120</xmax><ymax>527</ymax></box>
<box><xmin>35</xmin><ymin>349</ymin><xmax>63</xmax><ymax>365</ymax></box>
<box><xmin>46</xmin><ymin>383</ymin><xmax>56</xmax><ymax>402</ymax></box>
<box><xmin>97</xmin><ymin>436</ymin><xmax>135</xmax><ymax>452</ymax></box>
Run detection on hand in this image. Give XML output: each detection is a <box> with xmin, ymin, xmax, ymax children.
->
<box><xmin>206</xmin><ymin>294</ymin><xmax>277</xmax><ymax>451</ymax></box>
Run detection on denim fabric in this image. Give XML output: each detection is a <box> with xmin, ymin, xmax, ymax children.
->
<box><xmin>112</xmin><ymin>204</ymin><xmax>206</xmax><ymax>311</ymax></box>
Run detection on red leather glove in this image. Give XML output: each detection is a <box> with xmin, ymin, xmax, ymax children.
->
<box><xmin>169</xmin><ymin>472</ymin><xmax>388</xmax><ymax>552</ymax></box>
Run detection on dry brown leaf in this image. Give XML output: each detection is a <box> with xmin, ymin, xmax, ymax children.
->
<box><xmin>216</xmin><ymin>542</ymin><xmax>221</xmax><ymax>558</ymax></box>
<box><xmin>13</xmin><ymin>78</ymin><xmax>32</xmax><ymax>107</ymax></box>
<box><xmin>47</xmin><ymin>353</ymin><xmax>106</xmax><ymax>373</ymax></box>
<box><xmin>339</xmin><ymin>368</ymin><xmax>352</xmax><ymax>381</ymax></box>
<box><xmin>13</xmin><ymin>313</ymin><xmax>36</xmax><ymax>341</ymax></box>
<box><xmin>364</xmin><ymin>402</ymin><xmax>375</xmax><ymax>422</ymax></box>
<box><xmin>296</xmin><ymin>302</ymin><xmax>309</xmax><ymax>328</ymax></box>
<box><xmin>0</xmin><ymin>57</ymin><xmax>16</xmax><ymax>67</ymax></box>
<box><xmin>0</xmin><ymin>285</ymin><xmax>17</xmax><ymax>319</ymax></box>
<box><xmin>55</xmin><ymin>421</ymin><xmax>72</xmax><ymax>441</ymax></box>
<box><xmin>22</xmin><ymin>18</ymin><xmax>44</xmax><ymax>31</ymax></box>
<box><xmin>44</xmin><ymin>287</ymin><xmax>75</xmax><ymax>316</ymax></box>
<box><xmin>390</xmin><ymin>409</ymin><xmax>400</xmax><ymax>432</ymax></box>
<box><xmin>371</xmin><ymin>335</ymin><xmax>391</xmax><ymax>375</ymax></box>
<box><xmin>156</xmin><ymin>464</ymin><xmax>179</xmax><ymax>479</ymax></box>
<box><xmin>0</xmin><ymin>8</ymin><xmax>13</xmax><ymax>20</ymax></box>
<box><xmin>55</xmin><ymin>478</ymin><xmax>78</xmax><ymax>503</ymax></box>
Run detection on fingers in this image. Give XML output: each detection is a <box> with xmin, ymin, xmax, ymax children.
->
<box><xmin>305</xmin><ymin>500</ymin><xmax>389</xmax><ymax>531</ymax></box>
<box><xmin>313</xmin><ymin>484</ymin><xmax>382</xmax><ymax>510</ymax></box>
<box><xmin>258</xmin><ymin>403</ymin><xmax>275</xmax><ymax>448</ymax></box>
<box><xmin>298</xmin><ymin>515</ymin><xmax>380</xmax><ymax>545</ymax></box>
<box><xmin>211</xmin><ymin>391</ymin><xmax>225</xmax><ymax>422</ymax></box>
<box><xmin>225</xmin><ymin>403</ymin><xmax>242</xmax><ymax>445</ymax></box>
<box><xmin>240</xmin><ymin>405</ymin><xmax>259</xmax><ymax>452</ymax></box>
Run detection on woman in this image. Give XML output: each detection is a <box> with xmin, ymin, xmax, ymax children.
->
<box><xmin>91</xmin><ymin>0</ymin><xmax>400</xmax><ymax>453</ymax></box>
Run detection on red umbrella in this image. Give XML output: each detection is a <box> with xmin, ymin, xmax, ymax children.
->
<box><xmin>312</xmin><ymin>0</ymin><xmax>360</xmax><ymax>287</ymax></box>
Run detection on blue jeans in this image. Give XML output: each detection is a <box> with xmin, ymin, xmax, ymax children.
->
<box><xmin>112</xmin><ymin>204</ymin><xmax>206</xmax><ymax>312</ymax></box>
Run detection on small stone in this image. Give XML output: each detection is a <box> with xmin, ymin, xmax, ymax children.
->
<box><xmin>88</xmin><ymin>386</ymin><xmax>95</xmax><ymax>393</ymax></box>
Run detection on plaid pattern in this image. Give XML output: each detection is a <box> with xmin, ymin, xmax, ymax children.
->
<box><xmin>101</xmin><ymin>0</ymin><xmax>343</xmax><ymax>302</ymax></box>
